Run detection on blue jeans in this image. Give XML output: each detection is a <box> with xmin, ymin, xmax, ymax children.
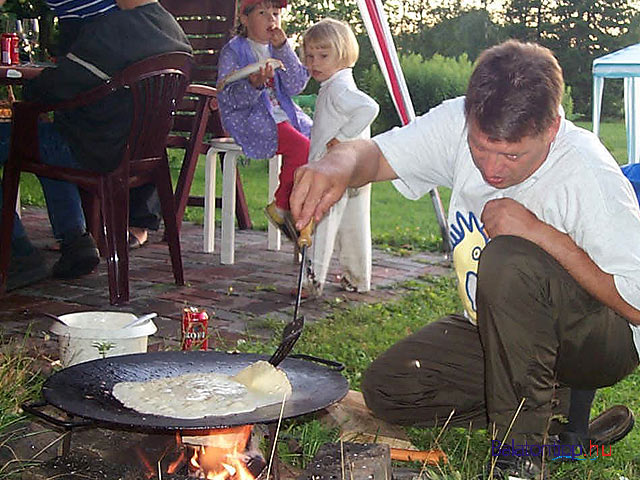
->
<box><xmin>0</xmin><ymin>122</ymin><xmax>86</xmax><ymax>242</ymax></box>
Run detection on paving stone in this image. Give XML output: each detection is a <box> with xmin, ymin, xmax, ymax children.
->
<box><xmin>125</xmin><ymin>297</ymin><xmax>184</xmax><ymax>318</ymax></box>
<box><xmin>0</xmin><ymin>293</ymin><xmax>47</xmax><ymax>311</ymax></box>
<box><xmin>149</xmin><ymin>315</ymin><xmax>181</xmax><ymax>342</ymax></box>
<box><xmin>156</xmin><ymin>287</ymin><xmax>223</xmax><ymax>303</ymax></box>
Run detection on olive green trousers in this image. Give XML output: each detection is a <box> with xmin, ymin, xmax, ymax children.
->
<box><xmin>362</xmin><ymin>236</ymin><xmax>638</xmax><ymax>444</ymax></box>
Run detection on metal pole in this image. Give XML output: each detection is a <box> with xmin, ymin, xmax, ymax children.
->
<box><xmin>429</xmin><ymin>189</ymin><xmax>451</xmax><ymax>255</ymax></box>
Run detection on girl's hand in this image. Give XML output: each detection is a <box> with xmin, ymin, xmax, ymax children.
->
<box><xmin>326</xmin><ymin>138</ymin><xmax>340</xmax><ymax>149</ymax></box>
<box><xmin>248</xmin><ymin>63</ymin><xmax>275</xmax><ymax>89</ymax></box>
<box><xmin>268</xmin><ymin>26</ymin><xmax>287</xmax><ymax>48</ymax></box>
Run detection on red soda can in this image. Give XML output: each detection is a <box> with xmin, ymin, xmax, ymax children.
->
<box><xmin>181</xmin><ymin>307</ymin><xmax>209</xmax><ymax>350</ymax></box>
<box><xmin>1</xmin><ymin>34</ymin><xmax>11</xmax><ymax>65</ymax></box>
<box><xmin>10</xmin><ymin>33</ymin><xmax>19</xmax><ymax>65</ymax></box>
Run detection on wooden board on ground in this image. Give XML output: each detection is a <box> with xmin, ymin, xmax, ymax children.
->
<box><xmin>317</xmin><ymin>390</ymin><xmax>417</xmax><ymax>450</ymax></box>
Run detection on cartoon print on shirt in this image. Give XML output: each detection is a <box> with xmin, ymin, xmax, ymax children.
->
<box><xmin>450</xmin><ymin>211</ymin><xmax>489</xmax><ymax>323</ymax></box>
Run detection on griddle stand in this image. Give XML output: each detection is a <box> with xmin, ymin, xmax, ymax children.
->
<box><xmin>22</xmin><ymin>400</ymin><xmax>95</xmax><ymax>456</ymax></box>
<box><xmin>22</xmin><ymin>400</ymin><xmax>283</xmax><ymax>480</ymax></box>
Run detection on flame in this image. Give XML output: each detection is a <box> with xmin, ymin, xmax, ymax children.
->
<box><xmin>135</xmin><ymin>445</ymin><xmax>157</xmax><ymax>479</ymax></box>
<box><xmin>188</xmin><ymin>425</ymin><xmax>255</xmax><ymax>480</ymax></box>
<box><xmin>167</xmin><ymin>432</ymin><xmax>185</xmax><ymax>474</ymax></box>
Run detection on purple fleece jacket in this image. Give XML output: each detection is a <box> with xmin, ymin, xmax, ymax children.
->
<box><xmin>217</xmin><ymin>36</ymin><xmax>312</xmax><ymax>159</ymax></box>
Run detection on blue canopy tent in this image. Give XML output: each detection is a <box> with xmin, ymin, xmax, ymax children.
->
<box><xmin>592</xmin><ymin>43</ymin><xmax>640</xmax><ymax>164</ymax></box>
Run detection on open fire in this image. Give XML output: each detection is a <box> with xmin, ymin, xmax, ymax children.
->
<box><xmin>137</xmin><ymin>425</ymin><xmax>266</xmax><ymax>480</ymax></box>
<box><xmin>185</xmin><ymin>425</ymin><xmax>259</xmax><ymax>479</ymax></box>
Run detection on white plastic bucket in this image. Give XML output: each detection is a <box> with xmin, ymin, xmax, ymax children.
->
<box><xmin>49</xmin><ymin>311</ymin><xmax>157</xmax><ymax>367</ymax></box>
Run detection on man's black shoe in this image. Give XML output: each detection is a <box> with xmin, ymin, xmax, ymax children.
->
<box><xmin>558</xmin><ymin>405</ymin><xmax>634</xmax><ymax>449</ymax></box>
<box><xmin>554</xmin><ymin>405</ymin><xmax>634</xmax><ymax>464</ymax></box>
<box><xmin>52</xmin><ymin>232</ymin><xmax>100</xmax><ymax>279</ymax></box>
<box><xmin>589</xmin><ymin>405</ymin><xmax>634</xmax><ymax>445</ymax></box>
<box><xmin>7</xmin><ymin>249</ymin><xmax>49</xmax><ymax>291</ymax></box>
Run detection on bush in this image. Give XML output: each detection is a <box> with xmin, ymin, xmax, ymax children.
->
<box><xmin>360</xmin><ymin>53</ymin><xmax>575</xmax><ymax>131</ymax></box>
<box><xmin>359</xmin><ymin>53</ymin><xmax>473</xmax><ymax>135</ymax></box>
<box><xmin>292</xmin><ymin>94</ymin><xmax>317</xmax><ymax>117</ymax></box>
<box><xmin>562</xmin><ymin>85</ymin><xmax>574</xmax><ymax>120</ymax></box>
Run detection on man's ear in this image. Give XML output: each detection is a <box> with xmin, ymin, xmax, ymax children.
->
<box><xmin>547</xmin><ymin>114</ymin><xmax>561</xmax><ymax>141</ymax></box>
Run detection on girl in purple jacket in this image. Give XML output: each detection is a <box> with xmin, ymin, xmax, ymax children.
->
<box><xmin>217</xmin><ymin>0</ymin><xmax>312</xmax><ymax>242</ymax></box>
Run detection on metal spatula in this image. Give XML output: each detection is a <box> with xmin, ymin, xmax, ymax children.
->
<box><xmin>268</xmin><ymin>222</ymin><xmax>313</xmax><ymax>367</ymax></box>
<box><xmin>268</xmin><ymin>314</ymin><xmax>304</xmax><ymax>367</ymax></box>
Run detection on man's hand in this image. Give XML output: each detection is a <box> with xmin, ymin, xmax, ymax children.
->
<box><xmin>291</xmin><ymin>139</ymin><xmax>396</xmax><ymax>230</ymax></box>
<box><xmin>248</xmin><ymin>63</ymin><xmax>274</xmax><ymax>89</ymax></box>
<box><xmin>481</xmin><ymin>198</ymin><xmax>541</xmax><ymax>241</ymax></box>
<box><xmin>482</xmin><ymin>198</ymin><xmax>640</xmax><ymax>325</ymax></box>
<box><xmin>268</xmin><ymin>26</ymin><xmax>287</xmax><ymax>49</ymax></box>
<box><xmin>291</xmin><ymin>161</ymin><xmax>350</xmax><ymax>230</ymax></box>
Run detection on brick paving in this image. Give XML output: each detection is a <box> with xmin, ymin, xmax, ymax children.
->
<box><xmin>1</xmin><ymin>206</ymin><xmax>451</xmax><ymax>353</ymax></box>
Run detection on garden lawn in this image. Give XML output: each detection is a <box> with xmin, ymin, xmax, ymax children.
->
<box><xmin>576</xmin><ymin>120</ymin><xmax>628</xmax><ymax>165</ymax></box>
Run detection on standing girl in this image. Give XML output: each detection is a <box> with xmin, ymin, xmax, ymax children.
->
<box><xmin>217</xmin><ymin>0</ymin><xmax>311</xmax><ymax>242</ymax></box>
<box><xmin>301</xmin><ymin>18</ymin><xmax>379</xmax><ymax>295</ymax></box>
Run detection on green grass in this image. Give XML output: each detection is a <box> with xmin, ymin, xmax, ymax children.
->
<box><xmin>274</xmin><ymin>419</ymin><xmax>340</xmax><ymax>469</ymax></box>
<box><xmin>0</xmin><ymin>332</ymin><xmax>46</xmax><ymax>479</ymax></box>
<box><xmin>575</xmin><ymin>120</ymin><xmax>628</xmax><ymax>165</ymax></box>
<box><xmin>0</xmin><ymin>334</ymin><xmax>44</xmax><ymax>429</ymax></box>
<box><xmin>228</xmin><ymin>276</ymin><xmax>462</xmax><ymax>387</ymax></box>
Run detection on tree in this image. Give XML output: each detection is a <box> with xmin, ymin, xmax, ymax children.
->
<box><xmin>502</xmin><ymin>0</ymin><xmax>637</xmax><ymax>116</ymax></box>
<box><xmin>502</xmin><ymin>0</ymin><xmax>554</xmax><ymax>42</ymax></box>
<box><xmin>2</xmin><ymin>0</ymin><xmax>55</xmax><ymax>58</ymax></box>
<box><xmin>621</xmin><ymin>10</ymin><xmax>640</xmax><ymax>44</ymax></box>
<box><xmin>285</xmin><ymin>0</ymin><xmax>362</xmax><ymax>37</ymax></box>
<box><xmin>2</xmin><ymin>0</ymin><xmax>47</xmax><ymax>18</ymax></box>
<box><xmin>400</xmin><ymin>8</ymin><xmax>505</xmax><ymax>62</ymax></box>
<box><xmin>545</xmin><ymin>0</ymin><xmax>635</xmax><ymax>116</ymax></box>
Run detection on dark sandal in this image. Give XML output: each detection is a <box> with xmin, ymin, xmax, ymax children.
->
<box><xmin>128</xmin><ymin>234</ymin><xmax>147</xmax><ymax>250</ymax></box>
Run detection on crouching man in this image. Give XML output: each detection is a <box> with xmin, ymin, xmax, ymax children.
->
<box><xmin>290</xmin><ymin>40</ymin><xmax>640</xmax><ymax>479</ymax></box>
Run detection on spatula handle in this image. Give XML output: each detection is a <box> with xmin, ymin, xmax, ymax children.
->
<box><xmin>298</xmin><ymin>221</ymin><xmax>314</xmax><ymax>248</ymax></box>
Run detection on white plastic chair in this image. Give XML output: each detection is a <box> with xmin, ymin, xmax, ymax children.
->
<box><xmin>205</xmin><ymin>138</ymin><xmax>282</xmax><ymax>264</ymax></box>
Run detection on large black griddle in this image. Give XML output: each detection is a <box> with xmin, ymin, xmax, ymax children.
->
<box><xmin>33</xmin><ymin>351</ymin><xmax>348</xmax><ymax>432</ymax></box>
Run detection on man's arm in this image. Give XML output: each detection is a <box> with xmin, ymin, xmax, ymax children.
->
<box><xmin>290</xmin><ymin>139</ymin><xmax>396</xmax><ymax>230</ymax></box>
<box><xmin>23</xmin><ymin>20</ymin><xmax>118</xmax><ymax>103</ymax></box>
<box><xmin>482</xmin><ymin>198</ymin><xmax>640</xmax><ymax>325</ymax></box>
<box><xmin>23</xmin><ymin>56</ymin><xmax>103</xmax><ymax>103</ymax></box>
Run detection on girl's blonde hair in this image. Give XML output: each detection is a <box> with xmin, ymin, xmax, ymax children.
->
<box><xmin>302</xmin><ymin>18</ymin><xmax>359</xmax><ymax>69</ymax></box>
<box><xmin>235</xmin><ymin>0</ymin><xmax>283</xmax><ymax>37</ymax></box>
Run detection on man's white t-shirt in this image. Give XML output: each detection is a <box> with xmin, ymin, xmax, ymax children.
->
<box><xmin>374</xmin><ymin>97</ymin><xmax>640</xmax><ymax>356</ymax></box>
